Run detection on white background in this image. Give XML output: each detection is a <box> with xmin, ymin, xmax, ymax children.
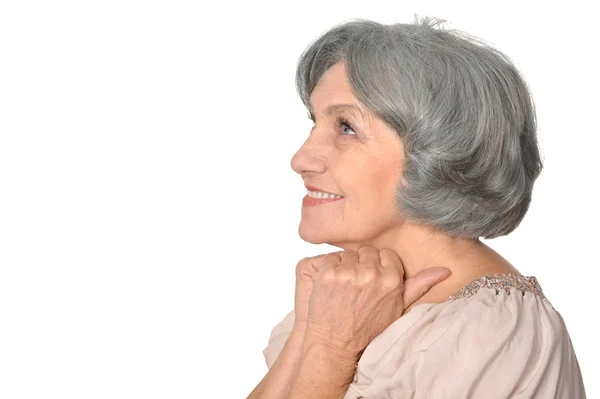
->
<box><xmin>1</xmin><ymin>0</ymin><xmax>598</xmax><ymax>397</ymax></box>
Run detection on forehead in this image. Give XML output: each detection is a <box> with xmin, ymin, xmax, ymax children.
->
<box><xmin>310</xmin><ymin>63</ymin><xmax>351</xmax><ymax>101</ymax></box>
<box><xmin>308</xmin><ymin>63</ymin><xmax>367</xmax><ymax>117</ymax></box>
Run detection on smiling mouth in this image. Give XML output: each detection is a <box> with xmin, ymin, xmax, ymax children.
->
<box><xmin>302</xmin><ymin>192</ymin><xmax>344</xmax><ymax>207</ymax></box>
<box><xmin>306</xmin><ymin>189</ymin><xmax>343</xmax><ymax>200</ymax></box>
<box><xmin>305</xmin><ymin>185</ymin><xmax>343</xmax><ymax>198</ymax></box>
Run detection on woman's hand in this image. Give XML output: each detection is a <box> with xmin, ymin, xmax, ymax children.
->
<box><xmin>293</xmin><ymin>252</ymin><xmax>343</xmax><ymax>333</ymax></box>
<box><xmin>301</xmin><ymin>245</ymin><xmax>451</xmax><ymax>360</ymax></box>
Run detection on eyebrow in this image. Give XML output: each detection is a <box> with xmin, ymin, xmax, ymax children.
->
<box><xmin>308</xmin><ymin>103</ymin><xmax>365</xmax><ymax>119</ymax></box>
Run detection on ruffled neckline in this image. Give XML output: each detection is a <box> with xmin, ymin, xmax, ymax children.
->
<box><xmin>446</xmin><ymin>273</ymin><xmax>545</xmax><ymax>301</ymax></box>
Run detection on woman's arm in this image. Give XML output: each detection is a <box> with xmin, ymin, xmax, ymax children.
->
<box><xmin>286</xmin><ymin>337</ymin><xmax>357</xmax><ymax>399</ymax></box>
<box><xmin>246</xmin><ymin>329</ymin><xmax>305</xmax><ymax>399</ymax></box>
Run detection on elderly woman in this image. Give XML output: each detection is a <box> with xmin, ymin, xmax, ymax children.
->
<box><xmin>247</xmin><ymin>17</ymin><xmax>586</xmax><ymax>399</ymax></box>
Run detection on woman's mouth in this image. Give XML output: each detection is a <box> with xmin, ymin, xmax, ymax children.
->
<box><xmin>302</xmin><ymin>187</ymin><xmax>344</xmax><ymax>207</ymax></box>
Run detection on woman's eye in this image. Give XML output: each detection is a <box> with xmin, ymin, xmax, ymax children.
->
<box><xmin>336</xmin><ymin>118</ymin><xmax>357</xmax><ymax>136</ymax></box>
<box><xmin>306</xmin><ymin>113</ymin><xmax>357</xmax><ymax>136</ymax></box>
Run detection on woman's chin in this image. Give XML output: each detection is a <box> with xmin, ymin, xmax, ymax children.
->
<box><xmin>298</xmin><ymin>229</ymin><xmax>324</xmax><ymax>244</ymax></box>
<box><xmin>298</xmin><ymin>224</ymin><xmax>332</xmax><ymax>244</ymax></box>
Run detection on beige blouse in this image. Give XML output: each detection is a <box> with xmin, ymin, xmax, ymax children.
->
<box><xmin>262</xmin><ymin>274</ymin><xmax>586</xmax><ymax>398</ymax></box>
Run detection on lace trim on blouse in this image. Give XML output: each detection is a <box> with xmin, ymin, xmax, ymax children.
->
<box><xmin>447</xmin><ymin>273</ymin><xmax>545</xmax><ymax>301</ymax></box>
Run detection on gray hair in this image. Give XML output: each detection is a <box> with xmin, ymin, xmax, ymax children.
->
<box><xmin>295</xmin><ymin>16</ymin><xmax>543</xmax><ymax>239</ymax></box>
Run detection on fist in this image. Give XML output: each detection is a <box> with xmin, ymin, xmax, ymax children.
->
<box><xmin>293</xmin><ymin>252</ymin><xmax>343</xmax><ymax>332</ymax></box>
<box><xmin>303</xmin><ymin>246</ymin><xmax>451</xmax><ymax>359</ymax></box>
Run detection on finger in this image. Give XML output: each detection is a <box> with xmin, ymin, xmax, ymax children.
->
<box><xmin>357</xmin><ymin>245</ymin><xmax>380</xmax><ymax>266</ymax></box>
<box><xmin>294</xmin><ymin>258</ymin><xmax>310</xmax><ymax>278</ymax></box>
<box><xmin>299</xmin><ymin>254</ymin><xmax>332</xmax><ymax>276</ymax></box>
<box><xmin>317</xmin><ymin>252</ymin><xmax>342</xmax><ymax>271</ymax></box>
<box><xmin>332</xmin><ymin>250</ymin><xmax>344</xmax><ymax>257</ymax></box>
<box><xmin>379</xmin><ymin>248</ymin><xmax>404</xmax><ymax>277</ymax></box>
<box><xmin>403</xmin><ymin>267</ymin><xmax>452</xmax><ymax>309</ymax></box>
<box><xmin>339</xmin><ymin>250</ymin><xmax>358</xmax><ymax>266</ymax></box>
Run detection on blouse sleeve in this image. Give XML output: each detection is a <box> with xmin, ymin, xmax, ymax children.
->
<box><xmin>262</xmin><ymin>309</ymin><xmax>295</xmax><ymax>370</ymax></box>
<box><xmin>348</xmin><ymin>288</ymin><xmax>586</xmax><ymax>399</ymax></box>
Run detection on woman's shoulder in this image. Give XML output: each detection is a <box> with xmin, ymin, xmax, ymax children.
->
<box><xmin>350</xmin><ymin>274</ymin><xmax>586</xmax><ymax>398</ymax></box>
<box><xmin>418</xmin><ymin>273</ymin><xmax>562</xmax><ymax>352</ymax></box>
<box><xmin>355</xmin><ymin>274</ymin><xmax>557</xmax><ymax>366</ymax></box>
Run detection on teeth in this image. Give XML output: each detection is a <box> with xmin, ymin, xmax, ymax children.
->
<box><xmin>307</xmin><ymin>190</ymin><xmax>343</xmax><ymax>199</ymax></box>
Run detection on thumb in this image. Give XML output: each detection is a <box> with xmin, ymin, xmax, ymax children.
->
<box><xmin>402</xmin><ymin>267</ymin><xmax>452</xmax><ymax>309</ymax></box>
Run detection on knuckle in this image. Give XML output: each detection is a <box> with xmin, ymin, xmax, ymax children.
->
<box><xmin>382</xmin><ymin>274</ymin><xmax>401</xmax><ymax>290</ymax></box>
<box><xmin>338</xmin><ymin>268</ymin><xmax>355</xmax><ymax>282</ymax></box>
<box><xmin>321</xmin><ymin>268</ymin><xmax>338</xmax><ymax>282</ymax></box>
<box><xmin>364</xmin><ymin>267</ymin><xmax>377</xmax><ymax>278</ymax></box>
<box><xmin>358</xmin><ymin>268</ymin><xmax>377</xmax><ymax>284</ymax></box>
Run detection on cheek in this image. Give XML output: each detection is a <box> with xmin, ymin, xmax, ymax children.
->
<box><xmin>336</xmin><ymin>174</ymin><xmax>394</xmax><ymax>221</ymax></box>
<box><xmin>334</xmin><ymin>147</ymin><xmax>403</xmax><ymax>208</ymax></box>
<box><xmin>354</xmin><ymin>165</ymin><xmax>402</xmax><ymax>213</ymax></box>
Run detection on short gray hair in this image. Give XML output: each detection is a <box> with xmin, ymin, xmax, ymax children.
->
<box><xmin>295</xmin><ymin>16</ymin><xmax>543</xmax><ymax>239</ymax></box>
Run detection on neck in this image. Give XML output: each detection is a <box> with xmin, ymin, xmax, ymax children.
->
<box><xmin>331</xmin><ymin>221</ymin><xmax>492</xmax><ymax>280</ymax></box>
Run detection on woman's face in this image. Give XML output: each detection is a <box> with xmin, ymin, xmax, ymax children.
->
<box><xmin>291</xmin><ymin>62</ymin><xmax>407</xmax><ymax>248</ymax></box>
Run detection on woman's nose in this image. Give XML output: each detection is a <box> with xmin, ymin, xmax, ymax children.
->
<box><xmin>290</xmin><ymin>133</ymin><xmax>328</xmax><ymax>176</ymax></box>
